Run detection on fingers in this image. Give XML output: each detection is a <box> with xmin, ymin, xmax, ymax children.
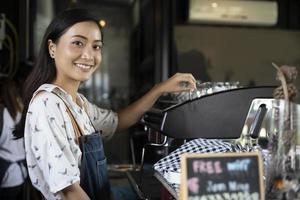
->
<box><xmin>159</xmin><ymin>72</ymin><xmax>197</xmax><ymax>93</ymax></box>
<box><xmin>175</xmin><ymin>73</ymin><xmax>197</xmax><ymax>90</ymax></box>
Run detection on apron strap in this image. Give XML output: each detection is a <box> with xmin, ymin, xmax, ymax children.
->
<box><xmin>65</xmin><ymin>107</ymin><xmax>83</xmax><ymax>144</ymax></box>
<box><xmin>50</xmin><ymin>91</ymin><xmax>84</xmax><ymax>144</ymax></box>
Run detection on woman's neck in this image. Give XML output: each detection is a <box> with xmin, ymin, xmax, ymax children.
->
<box><xmin>52</xmin><ymin>79</ymin><xmax>80</xmax><ymax>102</ymax></box>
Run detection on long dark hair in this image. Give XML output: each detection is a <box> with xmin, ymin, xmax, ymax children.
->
<box><xmin>14</xmin><ymin>8</ymin><xmax>102</xmax><ymax>138</ymax></box>
<box><xmin>0</xmin><ymin>76</ymin><xmax>22</xmax><ymax>120</ymax></box>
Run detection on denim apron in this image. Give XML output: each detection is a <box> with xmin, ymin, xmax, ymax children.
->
<box><xmin>79</xmin><ymin>132</ymin><xmax>111</xmax><ymax>200</ymax></box>
<box><xmin>52</xmin><ymin>91</ymin><xmax>112</xmax><ymax>200</ymax></box>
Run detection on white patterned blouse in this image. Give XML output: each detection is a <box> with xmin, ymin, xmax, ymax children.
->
<box><xmin>24</xmin><ymin>84</ymin><xmax>118</xmax><ymax>200</ymax></box>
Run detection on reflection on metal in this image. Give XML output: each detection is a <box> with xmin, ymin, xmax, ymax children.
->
<box><xmin>236</xmin><ymin>99</ymin><xmax>300</xmax><ymax>152</ymax></box>
<box><xmin>170</xmin><ymin>81</ymin><xmax>240</xmax><ymax>104</ymax></box>
<box><xmin>236</xmin><ymin>98</ymin><xmax>274</xmax><ymax>150</ymax></box>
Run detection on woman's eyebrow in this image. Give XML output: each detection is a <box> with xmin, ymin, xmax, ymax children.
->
<box><xmin>72</xmin><ymin>35</ymin><xmax>87</xmax><ymax>40</ymax></box>
<box><xmin>72</xmin><ymin>35</ymin><xmax>102</xmax><ymax>42</ymax></box>
<box><xmin>94</xmin><ymin>39</ymin><xmax>103</xmax><ymax>43</ymax></box>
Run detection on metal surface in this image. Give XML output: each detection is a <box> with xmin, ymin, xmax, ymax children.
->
<box><xmin>141</xmin><ymin>86</ymin><xmax>276</xmax><ymax>140</ymax></box>
<box><xmin>236</xmin><ymin>99</ymin><xmax>300</xmax><ymax>149</ymax></box>
<box><xmin>235</xmin><ymin>98</ymin><xmax>275</xmax><ymax>149</ymax></box>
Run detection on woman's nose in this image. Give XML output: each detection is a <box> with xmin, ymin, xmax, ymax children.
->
<box><xmin>81</xmin><ymin>47</ymin><xmax>94</xmax><ymax>60</ymax></box>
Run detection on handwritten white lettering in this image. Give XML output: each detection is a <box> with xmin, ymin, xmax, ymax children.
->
<box><xmin>228</xmin><ymin>181</ymin><xmax>250</xmax><ymax>192</ymax></box>
<box><xmin>193</xmin><ymin>160</ymin><xmax>223</xmax><ymax>174</ymax></box>
<box><xmin>227</xmin><ymin>159</ymin><xmax>251</xmax><ymax>171</ymax></box>
<box><xmin>187</xmin><ymin>192</ymin><xmax>259</xmax><ymax>200</ymax></box>
<box><xmin>207</xmin><ymin>181</ymin><xmax>227</xmax><ymax>192</ymax></box>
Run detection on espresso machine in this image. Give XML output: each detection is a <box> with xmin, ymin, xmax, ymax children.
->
<box><xmin>127</xmin><ymin>83</ymin><xmax>278</xmax><ymax>199</ymax></box>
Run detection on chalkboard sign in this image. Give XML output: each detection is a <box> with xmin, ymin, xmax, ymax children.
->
<box><xmin>180</xmin><ymin>152</ymin><xmax>264</xmax><ymax>200</ymax></box>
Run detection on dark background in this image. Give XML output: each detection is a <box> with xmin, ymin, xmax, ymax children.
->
<box><xmin>1</xmin><ymin>0</ymin><xmax>300</xmax><ymax>165</ymax></box>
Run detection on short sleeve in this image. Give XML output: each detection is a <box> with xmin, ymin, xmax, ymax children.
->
<box><xmin>79</xmin><ymin>95</ymin><xmax>118</xmax><ymax>140</ymax></box>
<box><xmin>26</xmin><ymin>93</ymin><xmax>80</xmax><ymax>193</ymax></box>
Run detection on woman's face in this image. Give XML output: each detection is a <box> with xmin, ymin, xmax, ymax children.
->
<box><xmin>49</xmin><ymin>21</ymin><xmax>102</xmax><ymax>84</ymax></box>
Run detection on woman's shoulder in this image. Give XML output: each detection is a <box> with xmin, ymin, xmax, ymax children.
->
<box><xmin>29</xmin><ymin>90</ymin><xmax>66</xmax><ymax>112</ymax></box>
<box><xmin>30</xmin><ymin>84</ymin><xmax>66</xmax><ymax>104</ymax></box>
<box><xmin>31</xmin><ymin>90</ymin><xmax>62</xmax><ymax>102</ymax></box>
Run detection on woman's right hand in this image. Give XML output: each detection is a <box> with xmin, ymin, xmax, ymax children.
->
<box><xmin>155</xmin><ymin>73</ymin><xmax>197</xmax><ymax>94</ymax></box>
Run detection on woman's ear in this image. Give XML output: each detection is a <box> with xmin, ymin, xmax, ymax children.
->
<box><xmin>48</xmin><ymin>39</ymin><xmax>56</xmax><ymax>58</ymax></box>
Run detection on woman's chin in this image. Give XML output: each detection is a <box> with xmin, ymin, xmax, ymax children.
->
<box><xmin>78</xmin><ymin>76</ymin><xmax>90</xmax><ymax>82</ymax></box>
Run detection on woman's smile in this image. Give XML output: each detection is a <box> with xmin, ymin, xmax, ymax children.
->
<box><xmin>75</xmin><ymin>63</ymin><xmax>94</xmax><ymax>71</ymax></box>
<box><xmin>49</xmin><ymin>21</ymin><xmax>102</xmax><ymax>84</ymax></box>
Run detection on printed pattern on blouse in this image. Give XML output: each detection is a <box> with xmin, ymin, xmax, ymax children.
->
<box><xmin>24</xmin><ymin>84</ymin><xmax>118</xmax><ymax>200</ymax></box>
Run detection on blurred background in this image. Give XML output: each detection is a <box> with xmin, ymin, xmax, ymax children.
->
<box><xmin>1</xmin><ymin>0</ymin><xmax>300</xmax><ymax>166</ymax></box>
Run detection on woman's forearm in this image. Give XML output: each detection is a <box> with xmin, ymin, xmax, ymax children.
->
<box><xmin>116</xmin><ymin>73</ymin><xmax>196</xmax><ymax>132</ymax></box>
<box><xmin>117</xmin><ymin>84</ymin><xmax>163</xmax><ymax>131</ymax></box>
<box><xmin>60</xmin><ymin>182</ymin><xmax>90</xmax><ymax>200</ymax></box>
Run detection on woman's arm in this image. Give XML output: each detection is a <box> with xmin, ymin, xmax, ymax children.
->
<box><xmin>116</xmin><ymin>73</ymin><xmax>196</xmax><ymax>131</ymax></box>
<box><xmin>60</xmin><ymin>182</ymin><xmax>90</xmax><ymax>200</ymax></box>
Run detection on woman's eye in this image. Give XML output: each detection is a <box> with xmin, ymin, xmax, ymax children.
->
<box><xmin>73</xmin><ymin>41</ymin><xmax>84</xmax><ymax>47</ymax></box>
<box><xmin>94</xmin><ymin>45</ymin><xmax>102</xmax><ymax>51</ymax></box>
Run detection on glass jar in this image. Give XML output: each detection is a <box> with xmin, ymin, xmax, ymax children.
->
<box><xmin>265</xmin><ymin>100</ymin><xmax>300</xmax><ymax>199</ymax></box>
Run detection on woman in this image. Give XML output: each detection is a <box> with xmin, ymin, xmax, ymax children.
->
<box><xmin>14</xmin><ymin>8</ymin><xmax>196</xmax><ymax>200</ymax></box>
<box><xmin>0</xmin><ymin>76</ymin><xmax>27</xmax><ymax>200</ymax></box>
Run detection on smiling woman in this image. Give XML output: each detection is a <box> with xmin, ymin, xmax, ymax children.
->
<box><xmin>13</xmin><ymin>8</ymin><xmax>197</xmax><ymax>200</ymax></box>
<box><xmin>48</xmin><ymin>21</ymin><xmax>103</xmax><ymax>93</ymax></box>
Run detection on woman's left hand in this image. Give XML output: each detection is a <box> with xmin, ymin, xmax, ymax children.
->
<box><xmin>156</xmin><ymin>73</ymin><xmax>197</xmax><ymax>94</ymax></box>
